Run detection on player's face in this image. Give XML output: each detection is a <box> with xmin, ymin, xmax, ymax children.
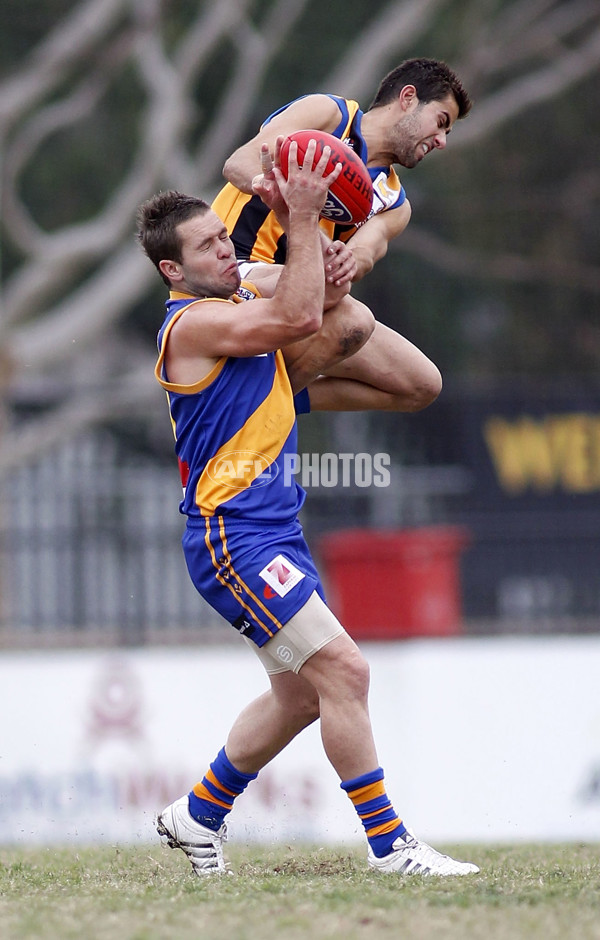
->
<box><xmin>392</xmin><ymin>93</ymin><xmax>460</xmax><ymax>168</ymax></box>
<box><xmin>176</xmin><ymin>211</ymin><xmax>241</xmax><ymax>298</ymax></box>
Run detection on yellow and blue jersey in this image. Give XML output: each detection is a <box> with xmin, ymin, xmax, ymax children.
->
<box><xmin>155</xmin><ymin>287</ymin><xmax>325</xmax><ymax>646</ymax></box>
<box><xmin>212</xmin><ymin>94</ymin><xmax>407</xmax><ymax>263</ymax></box>
<box><xmin>155</xmin><ymin>289</ymin><xmax>306</xmax><ymax>525</ymax></box>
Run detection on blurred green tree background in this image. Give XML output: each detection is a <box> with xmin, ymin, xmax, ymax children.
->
<box><xmin>1</xmin><ymin>0</ymin><xmax>599</xmax><ymax>472</ymax></box>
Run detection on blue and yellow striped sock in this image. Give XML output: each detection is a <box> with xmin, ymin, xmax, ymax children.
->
<box><xmin>341</xmin><ymin>767</ymin><xmax>406</xmax><ymax>858</ymax></box>
<box><xmin>188</xmin><ymin>747</ymin><xmax>258</xmax><ymax>832</ymax></box>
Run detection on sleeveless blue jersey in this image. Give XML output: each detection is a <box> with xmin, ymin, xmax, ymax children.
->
<box><xmin>155</xmin><ymin>291</ymin><xmax>306</xmax><ymax>524</ymax></box>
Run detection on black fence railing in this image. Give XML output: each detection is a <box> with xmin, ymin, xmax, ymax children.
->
<box><xmin>0</xmin><ymin>435</ymin><xmax>223</xmax><ymax>645</ymax></box>
<box><xmin>2</xmin><ymin>401</ymin><xmax>600</xmax><ymax>646</ymax></box>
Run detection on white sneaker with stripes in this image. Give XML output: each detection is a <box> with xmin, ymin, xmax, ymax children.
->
<box><xmin>156</xmin><ymin>796</ymin><xmax>231</xmax><ymax>876</ymax></box>
<box><xmin>368</xmin><ymin>829</ymin><xmax>479</xmax><ymax>876</ymax></box>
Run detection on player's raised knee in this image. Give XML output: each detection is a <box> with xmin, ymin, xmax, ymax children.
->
<box><xmin>336</xmin><ymin>299</ymin><xmax>375</xmax><ymax>359</ymax></box>
<box><xmin>407</xmin><ymin>360</ymin><xmax>442</xmax><ymax>412</ymax></box>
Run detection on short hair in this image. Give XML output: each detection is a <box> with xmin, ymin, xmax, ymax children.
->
<box><xmin>369</xmin><ymin>57</ymin><xmax>472</xmax><ymax>118</ymax></box>
<box><xmin>136</xmin><ymin>190</ymin><xmax>210</xmax><ymax>286</ymax></box>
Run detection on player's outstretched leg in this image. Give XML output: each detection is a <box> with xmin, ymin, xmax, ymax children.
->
<box><xmin>283</xmin><ymin>295</ymin><xmax>375</xmax><ymax>393</ymax></box>
<box><xmin>323</xmin><ymin>320</ymin><xmax>442</xmax><ymax>412</ymax></box>
<box><xmin>156</xmin><ymin>672</ymin><xmax>320</xmax><ymax>877</ymax></box>
<box><xmin>298</xmin><ymin>621</ymin><xmax>479</xmax><ymax>878</ymax></box>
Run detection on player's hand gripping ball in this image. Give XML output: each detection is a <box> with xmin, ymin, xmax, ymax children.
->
<box><xmin>279</xmin><ymin>130</ymin><xmax>373</xmax><ymax>226</ymax></box>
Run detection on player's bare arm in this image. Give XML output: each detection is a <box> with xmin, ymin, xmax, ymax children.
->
<box><xmin>165</xmin><ymin>142</ymin><xmax>342</xmax><ymax>381</ymax></box>
<box><xmin>253</xmin><ymin>139</ymin><xmax>354</xmax><ymax>303</ymax></box>
<box><xmin>163</xmin><ymin>295</ymin><xmax>314</xmax><ymax>383</ymax></box>
<box><xmin>347</xmin><ymin>199</ymin><xmax>412</xmax><ymax>280</ymax></box>
<box><xmin>223</xmin><ymin>95</ymin><xmax>345</xmax><ymax>193</ymax></box>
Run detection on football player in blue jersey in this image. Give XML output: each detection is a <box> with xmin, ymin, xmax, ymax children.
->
<box><xmin>136</xmin><ymin>135</ymin><xmax>479</xmax><ymax>879</ymax></box>
<box><xmin>214</xmin><ymin>57</ymin><xmax>472</xmax><ymax>412</ymax></box>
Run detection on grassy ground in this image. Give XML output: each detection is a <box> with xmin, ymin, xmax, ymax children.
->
<box><xmin>1</xmin><ymin>842</ymin><xmax>599</xmax><ymax>940</ymax></box>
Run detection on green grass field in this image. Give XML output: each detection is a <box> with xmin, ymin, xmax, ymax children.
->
<box><xmin>1</xmin><ymin>842</ymin><xmax>599</xmax><ymax>940</ymax></box>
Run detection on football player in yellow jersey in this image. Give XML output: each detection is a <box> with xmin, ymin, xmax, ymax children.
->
<box><xmin>139</xmin><ymin>138</ymin><xmax>479</xmax><ymax>880</ymax></box>
<box><xmin>216</xmin><ymin>58</ymin><xmax>472</xmax><ymax>412</ymax></box>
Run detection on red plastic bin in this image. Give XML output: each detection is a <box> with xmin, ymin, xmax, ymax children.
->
<box><xmin>318</xmin><ymin>526</ymin><xmax>469</xmax><ymax>639</ymax></box>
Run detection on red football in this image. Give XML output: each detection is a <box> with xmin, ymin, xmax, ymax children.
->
<box><xmin>279</xmin><ymin>129</ymin><xmax>373</xmax><ymax>226</ymax></box>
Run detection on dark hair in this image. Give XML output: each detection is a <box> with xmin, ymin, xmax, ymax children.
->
<box><xmin>369</xmin><ymin>57</ymin><xmax>472</xmax><ymax>118</ymax></box>
<box><xmin>136</xmin><ymin>190</ymin><xmax>210</xmax><ymax>285</ymax></box>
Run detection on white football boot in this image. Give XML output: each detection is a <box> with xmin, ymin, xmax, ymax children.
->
<box><xmin>156</xmin><ymin>795</ymin><xmax>231</xmax><ymax>876</ymax></box>
<box><xmin>368</xmin><ymin>829</ymin><xmax>479</xmax><ymax>876</ymax></box>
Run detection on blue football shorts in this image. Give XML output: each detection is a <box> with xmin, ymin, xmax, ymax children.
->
<box><xmin>182</xmin><ymin>516</ymin><xmax>327</xmax><ymax>648</ymax></box>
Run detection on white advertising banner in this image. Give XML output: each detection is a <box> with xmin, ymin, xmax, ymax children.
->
<box><xmin>1</xmin><ymin>636</ymin><xmax>600</xmax><ymax>846</ymax></box>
